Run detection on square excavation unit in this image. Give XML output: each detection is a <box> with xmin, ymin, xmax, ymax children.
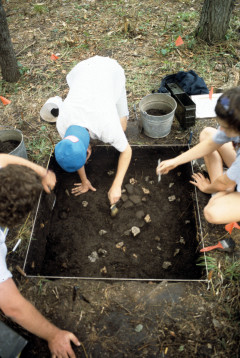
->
<box><xmin>24</xmin><ymin>145</ymin><xmax>206</xmax><ymax>282</ymax></box>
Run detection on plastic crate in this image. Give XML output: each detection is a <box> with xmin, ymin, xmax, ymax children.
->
<box><xmin>166</xmin><ymin>83</ymin><xmax>196</xmax><ymax>129</ymax></box>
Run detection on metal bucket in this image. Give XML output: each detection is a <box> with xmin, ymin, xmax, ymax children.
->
<box><xmin>0</xmin><ymin>128</ymin><xmax>28</xmax><ymax>158</ymax></box>
<box><xmin>139</xmin><ymin>93</ymin><xmax>177</xmax><ymax>138</ymax></box>
<box><xmin>0</xmin><ymin>321</ymin><xmax>28</xmax><ymax>357</ymax></box>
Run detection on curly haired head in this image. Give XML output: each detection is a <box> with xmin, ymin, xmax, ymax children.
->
<box><xmin>215</xmin><ymin>87</ymin><xmax>240</xmax><ymax>132</ymax></box>
<box><xmin>0</xmin><ymin>164</ymin><xmax>42</xmax><ymax>227</ymax></box>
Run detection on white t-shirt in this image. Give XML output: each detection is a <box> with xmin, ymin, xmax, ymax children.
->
<box><xmin>0</xmin><ymin>226</ymin><xmax>12</xmax><ymax>283</ymax></box>
<box><xmin>56</xmin><ymin>56</ymin><xmax>129</xmax><ymax>152</ymax></box>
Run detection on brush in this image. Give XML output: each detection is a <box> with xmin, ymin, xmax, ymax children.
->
<box><xmin>200</xmin><ymin>237</ymin><xmax>236</xmax><ymax>253</ymax></box>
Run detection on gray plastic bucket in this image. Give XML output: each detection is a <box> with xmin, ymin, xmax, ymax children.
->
<box><xmin>139</xmin><ymin>93</ymin><xmax>177</xmax><ymax>138</ymax></box>
<box><xmin>0</xmin><ymin>129</ymin><xmax>28</xmax><ymax>158</ymax></box>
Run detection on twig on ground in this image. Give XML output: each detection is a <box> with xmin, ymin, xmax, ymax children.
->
<box><xmin>16</xmin><ymin>265</ymin><xmax>26</xmax><ymax>277</ymax></box>
<box><xmin>16</xmin><ymin>41</ymin><xmax>36</xmax><ymax>57</ymax></box>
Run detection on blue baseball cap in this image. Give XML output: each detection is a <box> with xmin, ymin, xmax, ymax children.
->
<box><xmin>55</xmin><ymin>125</ymin><xmax>90</xmax><ymax>172</ymax></box>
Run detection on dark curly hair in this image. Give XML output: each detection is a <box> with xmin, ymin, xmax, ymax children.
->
<box><xmin>215</xmin><ymin>87</ymin><xmax>240</xmax><ymax>132</ymax></box>
<box><xmin>0</xmin><ymin>164</ymin><xmax>42</xmax><ymax>227</ymax></box>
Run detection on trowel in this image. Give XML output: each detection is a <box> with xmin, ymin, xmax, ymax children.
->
<box><xmin>110</xmin><ymin>203</ymin><xmax>118</xmax><ymax>217</ymax></box>
<box><xmin>45</xmin><ymin>190</ymin><xmax>56</xmax><ymax>211</ymax></box>
<box><xmin>200</xmin><ymin>237</ymin><xmax>236</xmax><ymax>253</ymax></box>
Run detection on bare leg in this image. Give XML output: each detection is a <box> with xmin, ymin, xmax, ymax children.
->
<box><xmin>199</xmin><ymin>127</ymin><xmax>236</xmax><ymax>183</ymax></box>
<box><xmin>204</xmin><ymin>192</ymin><xmax>240</xmax><ymax>224</ymax></box>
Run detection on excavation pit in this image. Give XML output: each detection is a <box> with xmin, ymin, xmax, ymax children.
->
<box><xmin>24</xmin><ymin>145</ymin><xmax>204</xmax><ymax>281</ymax></box>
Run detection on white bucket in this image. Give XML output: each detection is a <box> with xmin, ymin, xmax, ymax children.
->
<box><xmin>139</xmin><ymin>93</ymin><xmax>177</xmax><ymax>138</ymax></box>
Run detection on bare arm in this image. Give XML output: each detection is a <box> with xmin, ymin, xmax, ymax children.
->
<box><xmin>0</xmin><ymin>154</ymin><xmax>56</xmax><ymax>193</ymax></box>
<box><xmin>0</xmin><ymin>278</ymin><xmax>80</xmax><ymax>357</ymax></box>
<box><xmin>108</xmin><ymin>143</ymin><xmax>132</xmax><ymax>204</ymax></box>
<box><xmin>0</xmin><ymin>154</ymin><xmax>47</xmax><ymax>176</ymax></box>
<box><xmin>157</xmin><ymin>138</ymin><xmax>221</xmax><ymax>175</ymax></box>
<box><xmin>77</xmin><ymin>166</ymin><xmax>88</xmax><ymax>184</ymax></box>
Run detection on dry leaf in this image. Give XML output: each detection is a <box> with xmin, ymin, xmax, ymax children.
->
<box><xmin>208</xmin><ymin>270</ymin><xmax>213</xmax><ymax>280</ymax></box>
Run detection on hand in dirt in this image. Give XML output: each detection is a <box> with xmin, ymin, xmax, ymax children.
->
<box><xmin>108</xmin><ymin>184</ymin><xmax>121</xmax><ymax>205</ymax></box>
<box><xmin>48</xmin><ymin>329</ymin><xmax>81</xmax><ymax>358</ymax></box>
<box><xmin>42</xmin><ymin>170</ymin><xmax>56</xmax><ymax>194</ymax></box>
<box><xmin>156</xmin><ymin>158</ymin><xmax>178</xmax><ymax>175</ymax></box>
<box><xmin>71</xmin><ymin>180</ymin><xmax>96</xmax><ymax>196</ymax></box>
<box><xmin>190</xmin><ymin>172</ymin><xmax>211</xmax><ymax>193</ymax></box>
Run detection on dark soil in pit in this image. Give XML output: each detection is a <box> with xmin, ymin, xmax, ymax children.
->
<box><xmin>25</xmin><ymin>145</ymin><xmax>201</xmax><ymax>280</ymax></box>
<box><xmin>146</xmin><ymin>108</ymin><xmax>169</xmax><ymax>116</ymax></box>
<box><xmin>0</xmin><ymin>140</ymin><xmax>20</xmax><ymax>153</ymax></box>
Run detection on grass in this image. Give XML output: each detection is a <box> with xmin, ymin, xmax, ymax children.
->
<box><xmin>6</xmin><ymin>213</ymin><xmax>32</xmax><ymax>256</ymax></box>
<box><xmin>33</xmin><ymin>4</ymin><xmax>48</xmax><ymax>14</ymax></box>
<box><xmin>26</xmin><ymin>134</ymin><xmax>53</xmax><ymax>164</ymax></box>
<box><xmin>196</xmin><ymin>252</ymin><xmax>240</xmax><ymax>346</ymax></box>
<box><xmin>224</xmin><ymin>257</ymin><xmax>240</xmax><ymax>281</ymax></box>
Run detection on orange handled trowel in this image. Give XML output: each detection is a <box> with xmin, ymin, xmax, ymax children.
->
<box><xmin>200</xmin><ymin>237</ymin><xmax>236</xmax><ymax>253</ymax></box>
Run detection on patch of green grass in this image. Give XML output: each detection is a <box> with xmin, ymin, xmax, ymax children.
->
<box><xmin>176</xmin><ymin>11</ymin><xmax>198</xmax><ymax>23</ymax></box>
<box><xmin>197</xmin><ymin>254</ymin><xmax>240</xmax><ymax>282</ymax></box>
<box><xmin>156</xmin><ymin>42</ymin><xmax>176</xmax><ymax>57</ymax></box>
<box><xmin>185</xmin><ymin>34</ymin><xmax>197</xmax><ymax>49</ymax></box>
<box><xmin>33</xmin><ymin>4</ymin><xmax>48</xmax><ymax>14</ymax></box>
<box><xmin>226</xmin><ymin>15</ymin><xmax>240</xmax><ymax>41</ymax></box>
<box><xmin>0</xmin><ymin>78</ymin><xmax>20</xmax><ymax>95</ymax></box>
<box><xmin>6</xmin><ymin>212</ymin><xmax>33</xmax><ymax>257</ymax></box>
<box><xmin>37</xmin><ymin>278</ymin><xmax>50</xmax><ymax>293</ymax></box>
<box><xmin>26</xmin><ymin>132</ymin><xmax>53</xmax><ymax>164</ymax></box>
<box><xmin>74</xmin><ymin>3</ymin><xmax>91</xmax><ymax>11</ymax></box>
<box><xmin>224</xmin><ymin>257</ymin><xmax>240</xmax><ymax>281</ymax></box>
<box><xmin>155</xmin><ymin>10</ymin><xmax>199</xmax><ymax>56</ymax></box>
<box><xmin>17</xmin><ymin>61</ymin><xmax>30</xmax><ymax>76</ymax></box>
<box><xmin>197</xmin><ymin>255</ymin><xmax>218</xmax><ymax>272</ymax></box>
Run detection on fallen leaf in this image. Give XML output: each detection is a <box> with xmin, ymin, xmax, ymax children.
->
<box><xmin>208</xmin><ymin>270</ymin><xmax>213</xmax><ymax>280</ymax></box>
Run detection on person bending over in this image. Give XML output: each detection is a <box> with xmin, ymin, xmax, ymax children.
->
<box><xmin>40</xmin><ymin>56</ymin><xmax>132</xmax><ymax>205</ymax></box>
<box><xmin>156</xmin><ymin>87</ymin><xmax>240</xmax><ymax>225</ymax></box>
<box><xmin>0</xmin><ymin>154</ymin><xmax>80</xmax><ymax>358</ymax></box>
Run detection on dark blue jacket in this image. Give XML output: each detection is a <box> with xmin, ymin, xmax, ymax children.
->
<box><xmin>158</xmin><ymin>70</ymin><xmax>209</xmax><ymax>95</ymax></box>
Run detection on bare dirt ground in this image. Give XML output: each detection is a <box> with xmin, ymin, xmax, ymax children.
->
<box><xmin>1</xmin><ymin>0</ymin><xmax>240</xmax><ymax>357</ymax></box>
<box><xmin>25</xmin><ymin>147</ymin><xmax>200</xmax><ymax>281</ymax></box>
